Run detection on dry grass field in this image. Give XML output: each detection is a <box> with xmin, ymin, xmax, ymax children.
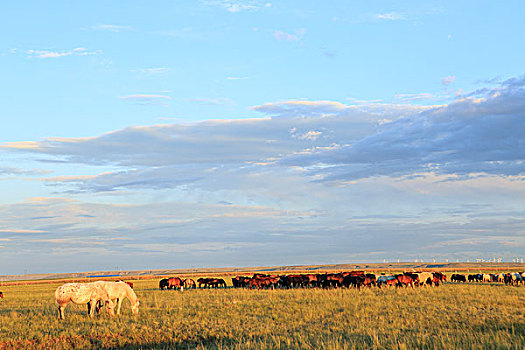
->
<box><xmin>0</xmin><ymin>273</ymin><xmax>524</xmax><ymax>349</ymax></box>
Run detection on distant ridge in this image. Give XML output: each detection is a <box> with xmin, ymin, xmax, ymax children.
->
<box><xmin>1</xmin><ymin>262</ymin><xmax>524</xmax><ymax>282</ymax></box>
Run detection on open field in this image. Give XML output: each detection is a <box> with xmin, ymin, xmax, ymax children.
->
<box><xmin>1</xmin><ymin>271</ymin><xmax>524</xmax><ymax>349</ymax></box>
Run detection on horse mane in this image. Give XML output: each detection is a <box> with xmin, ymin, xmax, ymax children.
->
<box><xmin>121</xmin><ymin>282</ymin><xmax>138</xmax><ymax>304</ymax></box>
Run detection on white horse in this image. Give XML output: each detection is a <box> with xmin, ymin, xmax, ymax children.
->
<box><xmin>415</xmin><ymin>272</ymin><xmax>434</xmax><ymax>286</ymax></box>
<box><xmin>55</xmin><ymin>282</ymin><xmax>115</xmax><ymax>320</ymax></box>
<box><xmin>95</xmin><ymin>281</ymin><xmax>140</xmax><ymax>315</ymax></box>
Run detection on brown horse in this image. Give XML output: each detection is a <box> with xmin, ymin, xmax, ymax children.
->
<box><xmin>168</xmin><ymin>277</ymin><xmax>183</xmax><ymax>289</ymax></box>
<box><xmin>395</xmin><ymin>274</ymin><xmax>415</xmax><ymax>287</ymax></box>
<box><xmin>183</xmin><ymin>279</ymin><xmax>196</xmax><ymax>289</ymax></box>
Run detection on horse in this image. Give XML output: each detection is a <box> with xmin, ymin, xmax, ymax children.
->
<box><xmin>197</xmin><ymin>278</ymin><xmax>220</xmax><ymax>288</ymax></box>
<box><xmin>55</xmin><ymin>282</ymin><xmax>115</xmax><ymax>320</ymax></box>
<box><xmin>168</xmin><ymin>277</ymin><xmax>184</xmax><ymax>290</ymax></box>
<box><xmin>197</xmin><ymin>278</ymin><xmax>208</xmax><ymax>288</ymax></box>
<box><xmin>94</xmin><ymin>281</ymin><xmax>139</xmax><ymax>315</ymax></box>
<box><xmin>414</xmin><ymin>272</ymin><xmax>434</xmax><ymax>286</ymax></box>
<box><xmin>451</xmin><ymin>274</ymin><xmax>466</xmax><ymax>282</ymax></box>
<box><xmin>216</xmin><ymin>278</ymin><xmax>227</xmax><ymax>288</ymax></box>
<box><xmin>116</xmin><ymin>280</ymin><xmax>134</xmax><ymax>289</ymax></box>
<box><xmin>183</xmin><ymin>278</ymin><xmax>196</xmax><ymax>289</ymax></box>
<box><xmin>159</xmin><ymin>278</ymin><xmax>170</xmax><ymax>290</ymax></box>
<box><xmin>377</xmin><ymin>275</ymin><xmax>396</xmax><ymax>287</ymax></box>
<box><xmin>395</xmin><ymin>274</ymin><xmax>415</xmax><ymax>287</ymax></box>
<box><xmin>232</xmin><ymin>276</ymin><xmax>251</xmax><ymax>288</ymax></box>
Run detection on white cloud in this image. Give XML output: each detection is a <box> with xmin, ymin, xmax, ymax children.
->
<box><xmin>26</xmin><ymin>47</ymin><xmax>102</xmax><ymax>59</ymax></box>
<box><xmin>2</xmin><ymin>76</ymin><xmax>525</xmax><ymax>271</ymax></box>
<box><xmin>119</xmin><ymin>94</ymin><xmax>172</xmax><ymax>105</ymax></box>
<box><xmin>204</xmin><ymin>0</ymin><xmax>270</xmax><ymax>13</ymax></box>
<box><xmin>92</xmin><ymin>24</ymin><xmax>132</xmax><ymax>32</ymax></box>
<box><xmin>442</xmin><ymin>75</ymin><xmax>456</xmax><ymax>85</ymax></box>
<box><xmin>134</xmin><ymin>67</ymin><xmax>169</xmax><ymax>75</ymax></box>
<box><xmin>227</xmin><ymin>76</ymin><xmax>249</xmax><ymax>80</ymax></box>
<box><xmin>274</xmin><ymin>29</ymin><xmax>306</xmax><ymax>42</ymax></box>
<box><xmin>375</xmin><ymin>12</ymin><xmax>405</xmax><ymax>21</ymax></box>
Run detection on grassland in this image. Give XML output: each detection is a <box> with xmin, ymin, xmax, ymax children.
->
<box><xmin>1</xmin><ymin>274</ymin><xmax>524</xmax><ymax>349</ymax></box>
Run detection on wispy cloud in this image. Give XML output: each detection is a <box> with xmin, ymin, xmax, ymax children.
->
<box><xmin>274</xmin><ymin>29</ymin><xmax>306</xmax><ymax>42</ymax></box>
<box><xmin>375</xmin><ymin>12</ymin><xmax>405</xmax><ymax>21</ymax></box>
<box><xmin>92</xmin><ymin>24</ymin><xmax>132</xmax><ymax>32</ymax></box>
<box><xmin>27</xmin><ymin>47</ymin><xmax>101</xmax><ymax>59</ymax></box>
<box><xmin>227</xmin><ymin>76</ymin><xmax>249</xmax><ymax>80</ymax></box>
<box><xmin>442</xmin><ymin>75</ymin><xmax>456</xmax><ymax>85</ymax></box>
<box><xmin>133</xmin><ymin>67</ymin><xmax>169</xmax><ymax>75</ymax></box>
<box><xmin>119</xmin><ymin>94</ymin><xmax>172</xmax><ymax>105</ymax></box>
<box><xmin>395</xmin><ymin>93</ymin><xmax>435</xmax><ymax>102</ymax></box>
<box><xmin>205</xmin><ymin>0</ymin><xmax>271</xmax><ymax>13</ymax></box>
<box><xmin>0</xmin><ymin>167</ymin><xmax>51</xmax><ymax>177</ymax></box>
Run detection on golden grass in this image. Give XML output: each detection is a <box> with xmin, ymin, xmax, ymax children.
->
<box><xmin>0</xmin><ymin>276</ymin><xmax>524</xmax><ymax>349</ymax></box>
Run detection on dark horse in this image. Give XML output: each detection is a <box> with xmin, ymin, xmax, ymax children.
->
<box><xmin>198</xmin><ymin>278</ymin><xmax>227</xmax><ymax>288</ymax></box>
<box><xmin>159</xmin><ymin>278</ymin><xmax>170</xmax><ymax>290</ymax></box>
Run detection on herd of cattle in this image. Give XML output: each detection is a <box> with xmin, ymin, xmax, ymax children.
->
<box><xmin>450</xmin><ymin>272</ymin><xmax>525</xmax><ymax>285</ymax></box>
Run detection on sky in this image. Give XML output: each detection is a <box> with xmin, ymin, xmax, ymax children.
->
<box><xmin>1</xmin><ymin>1</ymin><xmax>524</xmax><ymax>275</ymax></box>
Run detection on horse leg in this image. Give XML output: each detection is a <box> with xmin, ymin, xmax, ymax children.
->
<box><xmin>88</xmin><ymin>300</ymin><xmax>96</xmax><ymax>318</ymax></box>
<box><xmin>116</xmin><ymin>298</ymin><xmax>122</xmax><ymax>315</ymax></box>
<box><xmin>58</xmin><ymin>303</ymin><xmax>66</xmax><ymax>320</ymax></box>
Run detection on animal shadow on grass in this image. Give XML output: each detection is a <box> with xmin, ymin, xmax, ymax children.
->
<box><xmin>101</xmin><ymin>335</ymin><xmax>238</xmax><ymax>350</ymax></box>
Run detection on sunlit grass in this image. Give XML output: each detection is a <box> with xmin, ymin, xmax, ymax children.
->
<box><xmin>0</xmin><ymin>277</ymin><xmax>524</xmax><ymax>349</ymax></box>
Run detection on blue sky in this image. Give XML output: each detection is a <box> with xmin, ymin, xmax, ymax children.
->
<box><xmin>1</xmin><ymin>1</ymin><xmax>524</xmax><ymax>274</ymax></box>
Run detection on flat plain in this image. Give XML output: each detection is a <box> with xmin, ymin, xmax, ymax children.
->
<box><xmin>0</xmin><ymin>271</ymin><xmax>524</xmax><ymax>349</ymax></box>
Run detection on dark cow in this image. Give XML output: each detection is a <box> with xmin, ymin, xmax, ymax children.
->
<box><xmin>159</xmin><ymin>278</ymin><xmax>170</xmax><ymax>290</ymax></box>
